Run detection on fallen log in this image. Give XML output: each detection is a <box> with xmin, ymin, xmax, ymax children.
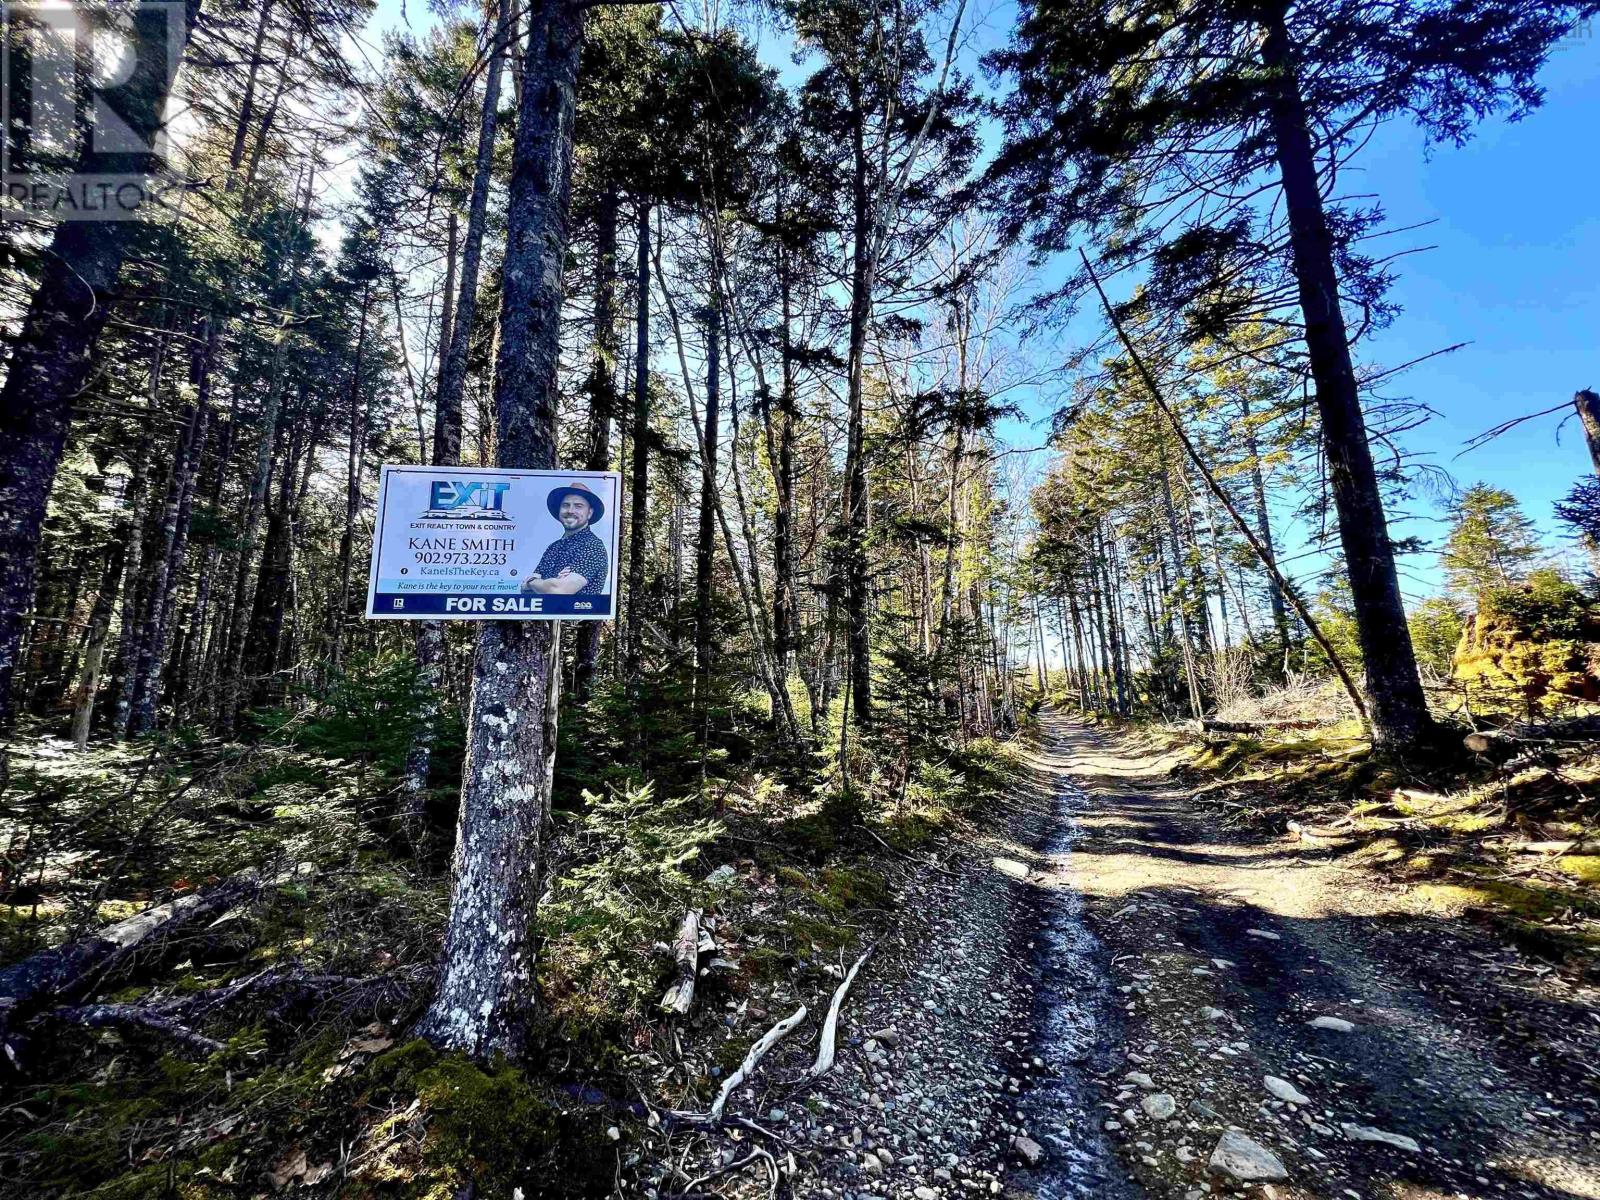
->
<box><xmin>0</xmin><ymin>863</ymin><xmax>306</xmax><ymax>1059</ymax></box>
<box><xmin>808</xmin><ymin>944</ymin><xmax>874</xmax><ymax>1079</ymax></box>
<box><xmin>1196</xmin><ymin>718</ymin><xmax>1325</xmax><ymax>735</ymax></box>
<box><xmin>660</xmin><ymin>909</ymin><xmax>702</xmax><ymax>1016</ymax></box>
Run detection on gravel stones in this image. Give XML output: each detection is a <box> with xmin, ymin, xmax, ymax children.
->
<box><xmin>1140</xmin><ymin>1092</ymin><xmax>1178</xmax><ymax>1120</ymax></box>
<box><xmin>1341</xmin><ymin>1123</ymin><xmax>1420</xmax><ymax>1152</ymax></box>
<box><xmin>1263</xmin><ymin>1076</ymin><xmax>1310</xmax><ymax>1104</ymax></box>
<box><xmin>1208</xmin><ymin>1129</ymin><xmax>1289</xmax><ymax>1182</ymax></box>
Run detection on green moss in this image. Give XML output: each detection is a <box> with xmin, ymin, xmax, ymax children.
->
<box><xmin>776</xmin><ymin>866</ymin><xmax>812</xmax><ymax>889</ymax></box>
<box><xmin>1549</xmin><ymin>854</ymin><xmax>1600</xmax><ymax>885</ymax></box>
<box><xmin>742</xmin><ymin>945</ymin><xmax>790</xmax><ymax>983</ymax></box>
<box><xmin>878</xmin><ymin>808</ymin><xmax>951</xmax><ymax>850</ymax></box>
<box><xmin>816</xmin><ymin>866</ymin><xmax>888</xmax><ymax>914</ymax></box>
<box><xmin>359</xmin><ymin>1039</ymin><xmax>613</xmax><ymax>1198</ymax></box>
<box><xmin>413</xmin><ymin>1054</ymin><xmax>557</xmax><ymax>1179</ymax></box>
<box><xmin>783</xmin><ymin>911</ymin><xmax>854</xmax><ymax>954</ymax></box>
<box><xmin>1416</xmin><ymin>872</ymin><xmax>1600</xmax><ymax>921</ymax></box>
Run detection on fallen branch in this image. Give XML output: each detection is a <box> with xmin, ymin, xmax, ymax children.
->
<box><xmin>667</xmin><ymin>1004</ymin><xmax>808</xmax><ymax>1126</ymax></box>
<box><xmin>44</xmin><ymin>1002</ymin><xmax>225</xmax><ymax>1056</ymax></box>
<box><xmin>808</xmin><ymin>945</ymin><xmax>875</xmax><ymax>1080</ymax></box>
<box><xmin>660</xmin><ymin>909</ymin><xmax>702</xmax><ymax>1016</ymax></box>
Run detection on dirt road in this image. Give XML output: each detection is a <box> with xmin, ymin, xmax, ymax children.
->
<box><xmin>770</xmin><ymin>711</ymin><xmax>1600</xmax><ymax>1200</ymax></box>
<box><xmin>1027</xmin><ymin>713</ymin><xmax>1600</xmax><ymax>1200</ymax></box>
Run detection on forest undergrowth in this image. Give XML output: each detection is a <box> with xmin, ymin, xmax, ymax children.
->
<box><xmin>1153</xmin><ymin>710</ymin><xmax>1600</xmax><ymax>975</ymax></box>
<box><xmin>0</xmin><ymin>654</ymin><xmax>1029</xmax><ymax>1200</ymax></box>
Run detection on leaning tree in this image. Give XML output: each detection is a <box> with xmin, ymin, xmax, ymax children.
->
<box><xmin>987</xmin><ymin>0</ymin><xmax>1596</xmax><ymax>749</ymax></box>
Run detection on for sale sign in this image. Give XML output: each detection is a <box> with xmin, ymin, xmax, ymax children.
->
<box><xmin>365</xmin><ymin>465</ymin><xmax>622</xmax><ymax>620</ymax></box>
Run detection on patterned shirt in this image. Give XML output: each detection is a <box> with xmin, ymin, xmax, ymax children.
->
<box><xmin>531</xmin><ymin>527</ymin><xmax>608</xmax><ymax>594</ymax></box>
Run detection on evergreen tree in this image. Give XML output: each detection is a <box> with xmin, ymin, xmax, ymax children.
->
<box><xmin>987</xmin><ymin>0</ymin><xmax>1593</xmax><ymax>747</ymax></box>
<box><xmin>1443</xmin><ymin>483</ymin><xmax>1543</xmax><ymax>601</ymax></box>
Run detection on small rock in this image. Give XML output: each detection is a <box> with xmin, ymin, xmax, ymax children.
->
<box><xmin>1200</xmin><ymin>1007</ymin><xmax>1228</xmax><ymax>1021</ymax></box>
<box><xmin>1341</xmin><ymin>1123</ymin><xmax>1420</xmax><ymax>1152</ymax></box>
<box><xmin>1263</xmin><ymin>1076</ymin><xmax>1310</xmax><ymax>1105</ymax></box>
<box><xmin>1011</xmin><ymin>1135</ymin><xmax>1044</xmax><ymax>1166</ymax></box>
<box><xmin>1245</xmin><ymin>929</ymin><xmax>1281</xmax><ymax>941</ymax></box>
<box><xmin>992</xmin><ymin>857</ymin><xmax>1029</xmax><ymax>880</ymax></box>
<box><xmin>1125</xmin><ymin>1072</ymin><xmax>1157</xmax><ymax>1090</ymax></box>
<box><xmin>1308</xmin><ymin>1016</ymin><xmax>1355</xmax><ymax>1033</ymax></box>
<box><xmin>1141</xmin><ymin>1093</ymin><xmax>1178</xmax><ymax>1120</ymax></box>
<box><xmin>1208</xmin><ymin>1129</ymin><xmax>1288</xmax><ymax>1183</ymax></box>
<box><xmin>862</xmin><ymin>1156</ymin><xmax>884</xmax><ymax>1178</ymax></box>
<box><xmin>870</xmin><ymin>1028</ymin><xmax>901</xmax><ymax>1047</ymax></box>
<box><xmin>704</xmin><ymin>864</ymin><xmax>738</xmax><ymax>885</ymax></box>
<box><xmin>914</xmin><ymin>1188</ymin><xmax>939</xmax><ymax>1200</ymax></box>
<box><xmin>606</xmin><ymin>1126</ymin><xmax>621</xmax><ymax>1141</ymax></box>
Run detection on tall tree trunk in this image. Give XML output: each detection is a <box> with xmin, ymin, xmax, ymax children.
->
<box><xmin>218</xmin><ymin>168</ymin><xmax>315</xmax><ymax>735</ymax></box>
<box><xmin>843</xmin><ymin>81</ymin><xmax>876</xmax><ymax>731</ymax></box>
<box><xmin>331</xmin><ymin>284</ymin><xmax>373</xmax><ymax>670</ymax></box>
<box><xmin>623</xmin><ymin>200</ymin><xmax>652</xmax><ymax>684</ymax></box>
<box><xmin>128</xmin><ymin>357</ymin><xmax>211</xmax><ymax>739</ymax></box>
<box><xmin>573</xmin><ymin>188</ymin><xmax>621</xmax><ymax>699</ymax></box>
<box><xmin>400</xmin><ymin>1</ymin><xmax>509</xmax><ymax>828</ymax></box>
<box><xmin>1261</xmin><ymin>7</ymin><xmax>1431</xmax><ymax>748</ymax></box>
<box><xmin>436</xmin><ymin>212</ymin><xmax>460</xmax><ymax>426</ymax></box>
<box><xmin>771</xmin><ymin>228</ymin><xmax>798</xmax><ymax>679</ymax></box>
<box><xmin>695</xmin><ymin>311</ymin><xmax>721</xmax><ymax>731</ymax></box>
<box><xmin>1573</xmin><ymin>389</ymin><xmax>1600</xmax><ymax>471</ymax></box>
<box><xmin>69</xmin><ymin>542</ymin><xmax>127</xmax><ymax>748</ymax></box>
<box><xmin>414</xmin><ymin>0</ymin><xmax>583</xmax><ymax>1061</ymax></box>
<box><xmin>1241</xmin><ymin>391</ymin><xmax>1292</xmax><ymax>673</ymax></box>
<box><xmin>1157</xmin><ymin>435</ymin><xmax>1204</xmax><ymax>718</ymax></box>
<box><xmin>0</xmin><ymin>0</ymin><xmax>201</xmax><ymax>728</ymax></box>
<box><xmin>246</xmin><ymin>426</ymin><xmax>298</xmax><ymax>705</ymax></box>
<box><xmin>109</xmin><ymin>342</ymin><xmax>166</xmax><ymax>738</ymax></box>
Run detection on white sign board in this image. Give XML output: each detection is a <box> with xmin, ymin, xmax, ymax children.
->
<box><xmin>365</xmin><ymin>465</ymin><xmax>622</xmax><ymax>621</ymax></box>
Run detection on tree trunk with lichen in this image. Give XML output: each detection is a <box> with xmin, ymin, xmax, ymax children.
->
<box><xmin>413</xmin><ymin>0</ymin><xmax>583</xmax><ymax>1062</ymax></box>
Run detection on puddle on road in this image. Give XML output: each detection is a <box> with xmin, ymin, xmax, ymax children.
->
<box><xmin>1015</xmin><ymin>777</ymin><xmax>1138</xmax><ymax>1199</ymax></box>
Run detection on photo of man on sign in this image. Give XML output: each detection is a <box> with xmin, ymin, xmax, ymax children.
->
<box><xmin>522</xmin><ymin>483</ymin><xmax>609</xmax><ymax>596</ymax></box>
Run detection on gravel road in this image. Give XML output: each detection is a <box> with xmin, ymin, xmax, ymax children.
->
<box><xmin>662</xmin><ymin>712</ymin><xmax>1600</xmax><ymax>1200</ymax></box>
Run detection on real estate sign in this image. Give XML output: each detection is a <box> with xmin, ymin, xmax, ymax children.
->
<box><xmin>365</xmin><ymin>465</ymin><xmax>622</xmax><ymax>620</ymax></box>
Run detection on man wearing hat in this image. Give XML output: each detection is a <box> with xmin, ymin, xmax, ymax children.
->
<box><xmin>521</xmin><ymin>482</ymin><xmax>609</xmax><ymax>596</ymax></box>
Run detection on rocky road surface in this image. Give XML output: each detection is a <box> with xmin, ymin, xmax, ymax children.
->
<box><xmin>680</xmin><ymin>712</ymin><xmax>1600</xmax><ymax>1200</ymax></box>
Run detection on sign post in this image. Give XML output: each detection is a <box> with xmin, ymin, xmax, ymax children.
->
<box><xmin>365</xmin><ymin>465</ymin><xmax>621</xmax><ymax>621</ymax></box>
